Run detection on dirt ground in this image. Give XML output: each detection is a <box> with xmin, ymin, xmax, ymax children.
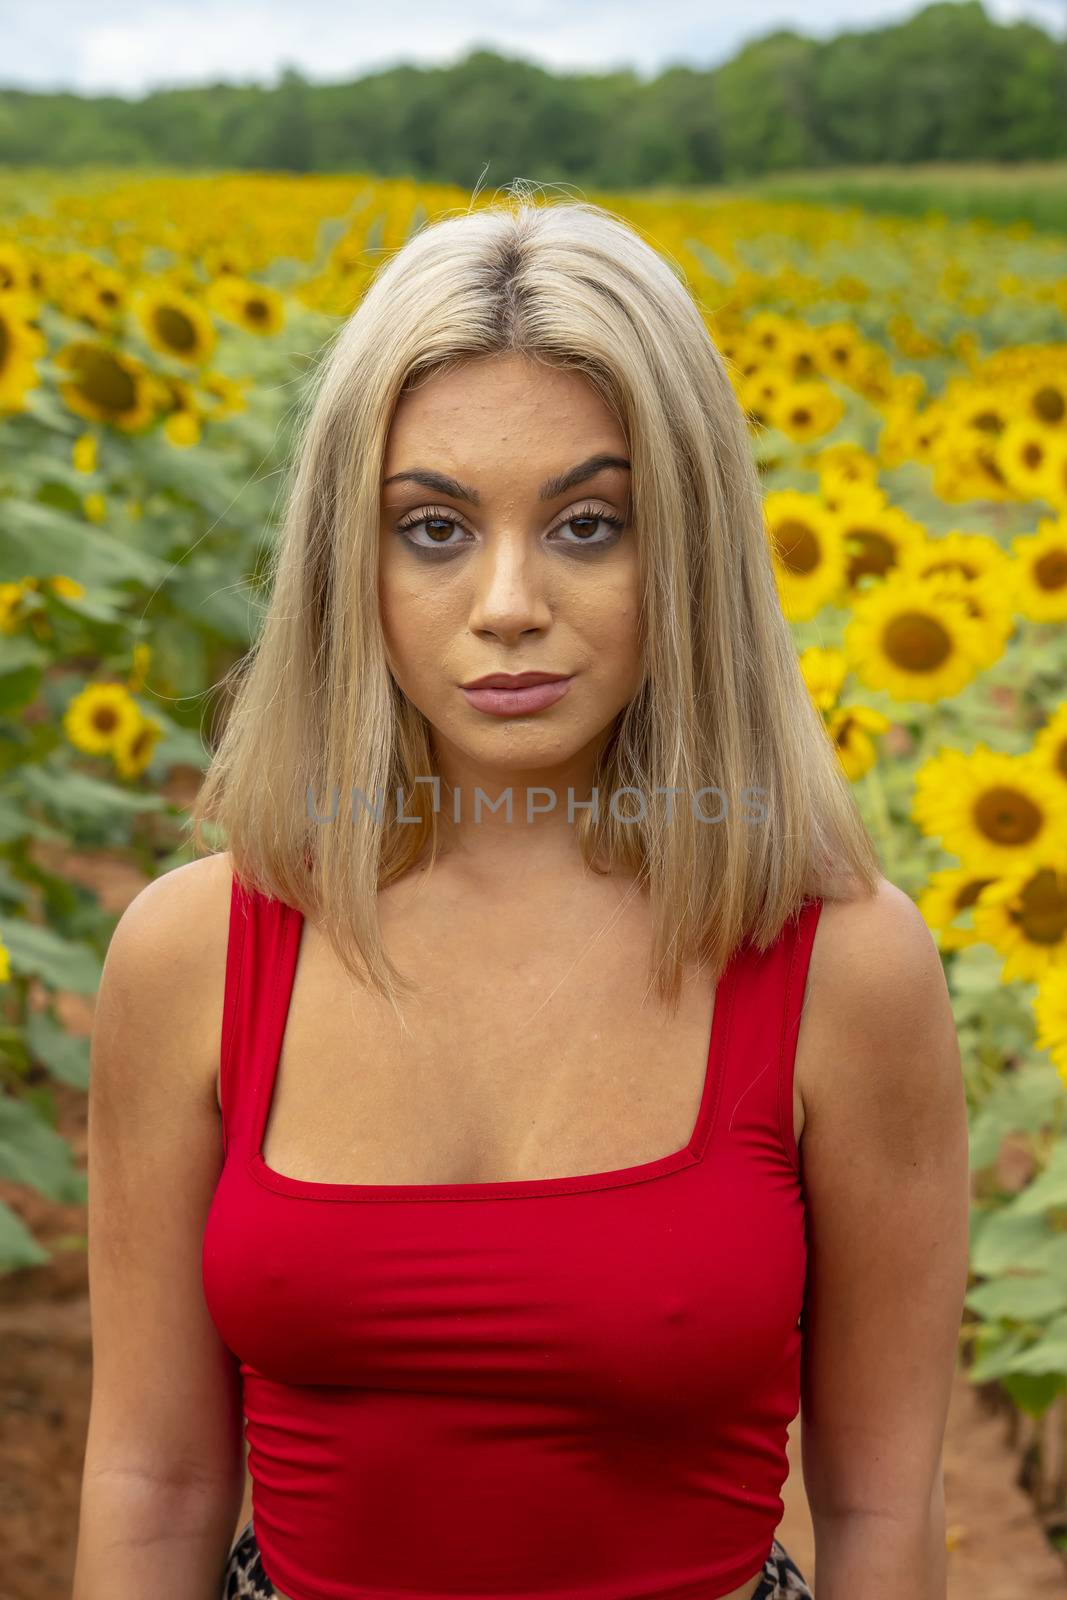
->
<box><xmin>2</xmin><ymin>849</ymin><xmax>1066</xmax><ymax>1599</ymax></box>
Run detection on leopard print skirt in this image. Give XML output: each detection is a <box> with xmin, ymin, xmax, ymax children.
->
<box><xmin>220</xmin><ymin>1517</ymin><xmax>814</xmax><ymax>1599</ymax></box>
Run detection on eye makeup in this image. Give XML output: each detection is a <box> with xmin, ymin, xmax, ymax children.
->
<box><xmin>392</xmin><ymin>502</ymin><xmax>628</xmax><ymax>560</ymax></box>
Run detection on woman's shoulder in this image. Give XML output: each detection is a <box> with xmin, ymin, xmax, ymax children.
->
<box><xmin>808</xmin><ymin>875</ymin><xmax>941</xmax><ymax>1007</ymax></box>
<box><xmin>798</xmin><ymin>874</ymin><xmax>958</xmax><ymax>1119</ymax></box>
<box><xmin>97</xmin><ymin>852</ymin><xmax>236</xmax><ymax>1086</ymax></box>
<box><xmin>110</xmin><ymin>849</ymin><xmax>235</xmax><ymax>959</ymax></box>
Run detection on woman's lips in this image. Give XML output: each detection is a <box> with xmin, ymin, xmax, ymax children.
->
<box><xmin>460</xmin><ymin>677</ymin><xmax>573</xmax><ymax>716</ymax></box>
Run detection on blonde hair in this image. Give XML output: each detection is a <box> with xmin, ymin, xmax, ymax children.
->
<box><xmin>190</xmin><ymin>186</ymin><xmax>881</xmax><ymax>1017</ymax></box>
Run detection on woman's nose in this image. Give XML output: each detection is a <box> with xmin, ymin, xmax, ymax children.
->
<box><xmin>466</xmin><ymin>534</ymin><xmax>552</xmax><ymax>639</ymax></box>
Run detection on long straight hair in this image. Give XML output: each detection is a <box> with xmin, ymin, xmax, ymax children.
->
<box><xmin>189</xmin><ymin>188</ymin><xmax>881</xmax><ymax>1019</ymax></box>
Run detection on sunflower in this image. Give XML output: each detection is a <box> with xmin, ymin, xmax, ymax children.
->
<box><xmin>767</xmin><ymin>378</ymin><xmax>844</xmax><ymax>446</ymax></box>
<box><xmin>200</xmin><ymin>242</ymin><xmax>253</xmax><ymax>280</ymax></box>
<box><xmin>63</xmin><ymin>682</ymin><xmax>144</xmax><ymax>755</ymax></box>
<box><xmin>799</xmin><ymin>645</ymin><xmax>848</xmax><ymax>711</ymax></box>
<box><xmin>55</xmin><ymin>340</ymin><xmax>158</xmax><ymax>431</ymax></box>
<box><xmin>48</xmin><ymin>575</ymin><xmax>86</xmax><ymax>601</ymax></box>
<box><xmin>896</xmin><ymin>531</ymin><xmax>1015</xmax><ymax>665</ymax></box>
<box><xmin>916</xmin><ymin>567</ymin><xmax>1012</xmax><ymax>669</ymax></box>
<box><xmin>814</xmin><ymin>441</ymin><xmax>880</xmax><ymax>506</ymax></box>
<box><xmin>1035</xmin><ymin>434</ymin><xmax>1067</xmax><ymax>510</ymax></box>
<box><xmin>933</xmin><ymin>415</ymin><xmax>1012</xmax><ymax>504</ymax></box>
<box><xmin>199</xmin><ymin>369</ymin><xmax>248</xmax><ymax>417</ymax></box>
<box><xmin>0</xmin><ymin>936</ymin><xmax>10</xmax><ymax>984</ymax></box>
<box><xmin>127</xmin><ymin>642</ymin><xmax>152</xmax><ymax>693</ymax></box>
<box><xmin>744</xmin><ymin>310</ymin><xmax>793</xmax><ymax>360</ymax></box>
<box><xmin>69</xmin><ymin>264</ymin><xmax>130</xmax><ymax>331</ymax></box>
<box><xmin>826</xmin><ymin>703</ymin><xmax>892</xmax><ymax>781</ymax></box>
<box><xmin>994</xmin><ymin>419</ymin><xmax>1061</xmax><ymax>503</ymax></box>
<box><xmin>812</xmin><ymin>323</ymin><xmax>867</xmax><ymax>386</ymax></box>
<box><xmin>911</xmin><ymin>745</ymin><xmax>1067</xmax><ymax>869</ymax></box>
<box><xmin>1034</xmin><ymin>964</ymin><xmax>1067</xmax><ymax>1086</ymax></box>
<box><xmin>763</xmin><ymin>489</ymin><xmax>848</xmax><ymax>620</ymax></box>
<box><xmin>833</xmin><ymin>494</ymin><xmax>927</xmax><ymax>590</ymax></box>
<box><xmin>1032</xmin><ymin>703</ymin><xmax>1067</xmax><ymax>787</ymax></box>
<box><xmin>0</xmin><ymin>291</ymin><xmax>46</xmax><ymax>413</ymax></box>
<box><xmin>776</xmin><ymin>325</ymin><xmax>825</xmax><ymax>384</ymax></box>
<box><xmin>135</xmin><ymin>283</ymin><xmax>217</xmax><ymax>366</ymax></box>
<box><xmin>972</xmin><ymin>862</ymin><xmax>1067</xmax><ymax>982</ymax></box>
<box><xmin>0</xmin><ymin>242</ymin><xmax>34</xmax><ymax>294</ymax></box>
<box><xmin>113</xmin><ymin>714</ymin><xmax>164</xmax><ymax>780</ymax></box>
<box><xmin>164</xmin><ymin>409</ymin><xmax>201</xmax><ymax>447</ymax></box>
<box><xmin>917</xmin><ymin>865</ymin><xmax>1002</xmax><ymax>953</ymax></box>
<box><xmin>738</xmin><ymin>367</ymin><xmax>791</xmax><ymax>431</ymax></box>
<box><xmin>0</xmin><ymin>581</ymin><xmax>29</xmax><ymax>634</ymax></box>
<box><xmin>72</xmin><ymin>432</ymin><xmax>98</xmax><ymax>474</ymax></box>
<box><xmin>845</xmin><ymin>573</ymin><xmax>986</xmax><ymax>703</ymax></box>
<box><xmin>1011</xmin><ymin>516</ymin><xmax>1067</xmax><ymax>623</ymax></box>
<box><xmin>206</xmin><ymin>274</ymin><xmax>285</xmax><ymax>335</ymax></box>
<box><xmin>1020</xmin><ymin>370</ymin><xmax>1067</xmax><ymax>432</ymax></box>
<box><xmin>899</xmin><ymin>527</ymin><xmax>1010</xmax><ymax>588</ymax></box>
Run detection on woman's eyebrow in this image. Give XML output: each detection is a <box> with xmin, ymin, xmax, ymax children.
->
<box><xmin>381</xmin><ymin>453</ymin><xmax>631</xmax><ymax>505</ymax></box>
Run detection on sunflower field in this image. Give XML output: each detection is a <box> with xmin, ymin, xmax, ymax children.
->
<box><xmin>2</xmin><ymin>166</ymin><xmax>1067</xmax><ymax>1505</ymax></box>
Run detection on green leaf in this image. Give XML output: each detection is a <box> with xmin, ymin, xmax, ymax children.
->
<box><xmin>25</xmin><ymin>1011</ymin><xmax>90</xmax><ymax>1091</ymax></box>
<box><xmin>998</xmin><ymin>1370</ymin><xmax>1066</xmax><ymax>1416</ymax></box>
<box><xmin>970</xmin><ymin>1208</ymin><xmax>1052</xmax><ymax>1275</ymax></box>
<box><xmin>0</xmin><ymin>1199</ymin><xmax>51</xmax><ymax>1270</ymax></box>
<box><xmin>0</xmin><ymin>665</ymin><xmax>41</xmax><ymax>712</ymax></box>
<box><xmin>965</xmin><ymin>1272</ymin><xmax>1067</xmax><ymax>1320</ymax></box>
<box><xmin>0</xmin><ymin>1094</ymin><xmax>87</xmax><ymax>1202</ymax></box>
<box><xmin>1007</xmin><ymin>1140</ymin><xmax>1067</xmax><ymax>1216</ymax></box>
<box><xmin>0</xmin><ymin>500</ymin><xmax>165</xmax><ymax>586</ymax></box>
<box><xmin>168</xmin><ymin>564</ymin><xmax>257</xmax><ymax>642</ymax></box>
<box><xmin>999</xmin><ymin>1314</ymin><xmax>1067</xmax><ymax>1379</ymax></box>
<box><xmin>0</xmin><ymin>915</ymin><xmax>102</xmax><ymax>993</ymax></box>
<box><xmin>21</xmin><ymin>764</ymin><xmax>168</xmax><ymax>820</ymax></box>
<box><xmin>966</xmin><ymin>1322</ymin><xmax>1029</xmax><ymax>1384</ymax></box>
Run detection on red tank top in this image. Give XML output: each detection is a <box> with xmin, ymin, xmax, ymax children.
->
<box><xmin>202</xmin><ymin>875</ymin><xmax>821</xmax><ymax>1600</ymax></box>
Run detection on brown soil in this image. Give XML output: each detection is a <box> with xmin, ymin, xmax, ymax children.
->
<box><xmin>2</xmin><ymin>850</ymin><xmax>1065</xmax><ymax>1598</ymax></box>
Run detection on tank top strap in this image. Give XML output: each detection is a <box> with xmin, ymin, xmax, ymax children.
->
<box><xmin>220</xmin><ymin>870</ymin><xmax>305</xmax><ymax>1160</ymax></box>
<box><xmin>706</xmin><ymin>896</ymin><xmax>823</xmax><ymax>1177</ymax></box>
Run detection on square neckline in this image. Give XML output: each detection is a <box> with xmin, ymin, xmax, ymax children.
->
<box><xmin>243</xmin><ymin>905</ymin><xmax>742</xmax><ymax>1204</ymax></box>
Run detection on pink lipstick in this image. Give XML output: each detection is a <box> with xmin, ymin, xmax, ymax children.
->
<box><xmin>460</xmin><ymin>672</ymin><xmax>573</xmax><ymax>718</ymax></box>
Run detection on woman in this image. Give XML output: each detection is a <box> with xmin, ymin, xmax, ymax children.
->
<box><xmin>74</xmin><ymin>192</ymin><xmax>970</xmax><ymax>1600</ymax></box>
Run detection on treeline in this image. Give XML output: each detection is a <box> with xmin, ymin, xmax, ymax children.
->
<box><xmin>2</xmin><ymin>2</ymin><xmax>1066</xmax><ymax>183</ymax></box>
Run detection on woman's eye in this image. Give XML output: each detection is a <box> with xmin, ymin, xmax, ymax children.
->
<box><xmin>553</xmin><ymin>511</ymin><xmax>625</xmax><ymax>547</ymax></box>
<box><xmin>395</xmin><ymin>515</ymin><xmax>466</xmax><ymax>551</ymax></box>
<box><xmin>392</xmin><ymin>505</ymin><xmax>625</xmax><ymax>555</ymax></box>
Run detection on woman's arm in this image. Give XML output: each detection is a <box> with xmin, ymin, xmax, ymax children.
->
<box><xmin>72</xmin><ymin>851</ymin><xmax>245</xmax><ymax>1600</ymax></box>
<box><xmin>796</xmin><ymin>877</ymin><xmax>971</xmax><ymax>1600</ymax></box>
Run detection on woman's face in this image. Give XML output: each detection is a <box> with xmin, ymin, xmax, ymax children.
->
<box><xmin>378</xmin><ymin>352</ymin><xmax>643</xmax><ymax>796</ymax></box>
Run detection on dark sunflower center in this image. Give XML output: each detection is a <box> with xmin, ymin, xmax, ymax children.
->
<box><xmin>73</xmin><ymin>347</ymin><xmax>137</xmax><ymax>413</ymax></box>
<box><xmin>1035</xmin><ymin>550</ymin><xmax>1067</xmax><ymax>591</ymax></box>
<box><xmin>846</xmin><ymin>530</ymin><xmax>896</xmax><ymax>583</ymax></box>
<box><xmin>1034</xmin><ymin>386</ymin><xmax>1065</xmax><ymax>426</ymax></box>
<box><xmin>1008</xmin><ymin>870</ymin><xmax>1067</xmax><ymax>946</ymax></box>
<box><xmin>973</xmin><ymin>786</ymin><xmax>1042</xmax><ymax>845</ymax></box>
<box><xmin>154</xmin><ymin>306</ymin><xmax>198</xmax><ymax>352</ymax></box>
<box><xmin>955</xmin><ymin>877</ymin><xmax>997</xmax><ymax>911</ymax></box>
<box><xmin>882</xmin><ymin>612</ymin><xmax>951</xmax><ymax>672</ymax></box>
<box><xmin>92</xmin><ymin>706</ymin><xmax>119</xmax><ymax>733</ymax></box>
<box><xmin>773</xmin><ymin>519</ymin><xmax>820</xmax><ymax>575</ymax></box>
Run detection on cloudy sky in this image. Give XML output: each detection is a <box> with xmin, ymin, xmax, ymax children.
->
<box><xmin>2</xmin><ymin>0</ymin><xmax>1064</xmax><ymax>96</ymax></box>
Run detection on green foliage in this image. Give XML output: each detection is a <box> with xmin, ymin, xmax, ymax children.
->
<box><xmin>1</xmin><ymin>4</ymin><xmax>1065</xmax><ymax>188</ymax></box>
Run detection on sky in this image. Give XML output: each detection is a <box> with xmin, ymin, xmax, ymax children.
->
<box><xmin>1</xmin><ymin>0</ymin><xmax>1064</xmax><ymax>96</ymax></box>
